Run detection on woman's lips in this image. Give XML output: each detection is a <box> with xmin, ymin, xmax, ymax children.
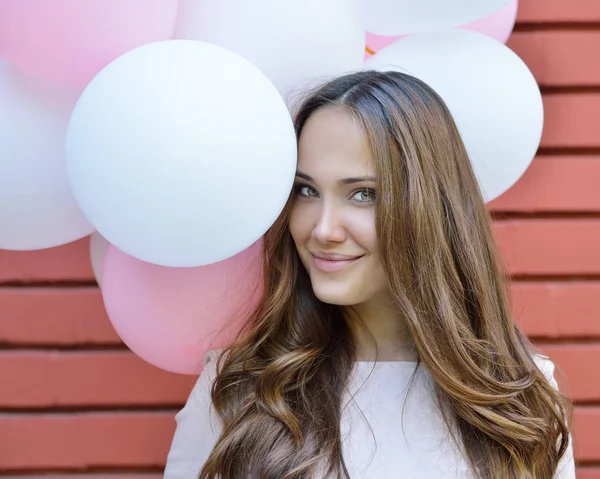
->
<box><xmin>310</xmin><ymin>253</ymin><xmax>364</xmax><ymax>272</ymax></box>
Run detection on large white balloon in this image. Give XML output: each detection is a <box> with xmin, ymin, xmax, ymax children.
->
<box><xmin>363</xmin><ymin>0</ymin><xmax>514</xmax><ymax>35</ymax></box>
<box><xmin>66</xmin><ymin>40</ymin><xmax>297</xmax><ymax>267</ymax></box>
<box><xmin>0</xmin><ymin>60</ymin><xmax>93</xmax><ymax>250</ymax></box>
<box><xmin>365</xmin><ymin>30</ymin><xmax>543</xmax><ymax>203</ymax></box>
<box><xmin>175</xmin><ymin>0</ymin><xmax>365</xmax><ymax>106</ymax></box>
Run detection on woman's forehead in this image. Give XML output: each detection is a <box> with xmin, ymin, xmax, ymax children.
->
<box><xmin>297</xmin><ymin>107</ymin><xmax>375</xmax><ymax>179</ymax></box>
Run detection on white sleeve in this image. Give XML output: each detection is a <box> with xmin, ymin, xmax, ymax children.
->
<box><xmin>164</xmin><ymin>349</ymin><xmax>224</xmax><ymax>479</ymax></box>
<box><xmin>534</xmin><ymin>354</ymin><xmax>577</xmax><ymax>479</ymax></box>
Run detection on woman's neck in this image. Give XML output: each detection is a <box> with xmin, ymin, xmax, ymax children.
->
<box><xmin>345</xmin><ymin>294</ymin><xmax>418</xmax><ymax>362</ymax></box>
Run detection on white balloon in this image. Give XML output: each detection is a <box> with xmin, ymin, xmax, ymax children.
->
<box><xmin>66</xmin><ymin>40</ymin><xmax>297</xmax><ymax>267</ymax></box>
<box><xmin>365</xmin><ymin>30</ymin><xmax>543</xmax><ymax>203</ymax></box>
<box><xmin>363</xmin><ymin>0</ymin><xmax>513</xmax><ymax>35</ymax></box>
<box><xmin>0</xmin><ymin>60</ymin><xmax>93</xmax><ymax>250</ymax></box>
<box><xmin>175</xmin><ymin>0</ymin><xmax>365</xmax><ymax>107</ymax></box>
<box><xmin>89</xmin><ymin>231</ymin><xmax>109</xmax><ymax>286</ymax></box>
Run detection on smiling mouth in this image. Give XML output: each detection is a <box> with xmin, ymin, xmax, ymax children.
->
<box><xmin>310</xmin><ymin>253</ymin><xmax>364</xmax><ymax>273</ymax></box>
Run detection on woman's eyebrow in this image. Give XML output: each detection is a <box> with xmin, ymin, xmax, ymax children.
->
<box><xmin>295</xmin><ymin>171</ymin><xmax>313</xmax><ymax>181</ymax></box>
<box><xmin>294</xmin><ymin>172</ymin><xmax>376</xmax><ymax>184</ymax></box>
<box><xmin>341</xmin><ymin>176</ymin><xmax>376</xmax><ymax>184</ymax></box>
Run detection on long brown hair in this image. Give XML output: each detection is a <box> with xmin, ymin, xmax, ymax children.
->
<box><xmin>198</xmin><ymin>71</ymin><xmax>572</xmax><ymax>478</ymax></box>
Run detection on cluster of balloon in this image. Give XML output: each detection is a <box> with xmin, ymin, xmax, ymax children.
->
<box><xmin>0</xmin><ymin>0</ymin><xmax>539</xmax><ymax>374</ymax></box>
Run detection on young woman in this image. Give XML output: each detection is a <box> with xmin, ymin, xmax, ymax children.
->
<box><xmin>164</xmin><ymin>70</ymin><xmax>575</xmax><ymax>478</ymax></box>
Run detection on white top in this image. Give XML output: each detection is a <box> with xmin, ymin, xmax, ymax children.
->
<box><xmin>165</xmin><ymin>350</ymin><xmax>576</xmax><ymax>478</ymax></box>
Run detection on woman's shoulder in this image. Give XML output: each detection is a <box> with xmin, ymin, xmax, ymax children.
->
<box><xmin>532</xmin><ymin>353</ymin><xmax>576</xmax><ymax>478</ymax></box>
<box><xmin>163</xmin><ymin>348</ymin><xmax>225</xmax><ymax>477</ymax></box>
<box><xmin>202</xmin><ymin>347</ymin><xmax>225</xmax><ymax>371</ymax></box>
<box><xmin>532</xmin><ymin>352</ymin><xmax>559</xmax><ymax>388</ymax></box>
<box><xmin>202</xmin><ymin>349</ymin><xmax>558</xmax><ymax>376</ymax></box>
<box><xmin>189</xmin><ymin>347</ymin><xmax>225</xmax><ymax>397</ymax></box>
<box><xmin>199</xmin><ymin>349</ymin><xmax>560</xmax><ymax>392</ymax></box>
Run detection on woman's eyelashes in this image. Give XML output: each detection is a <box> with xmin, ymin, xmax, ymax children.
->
<box><xmin>295</xmin><ymin>184</ymin><xmax>319</xmax><ymax>198</ymax></box>
<box><xmin>294</xmin><ymin>183</ymin><xmax>376</xmax><ymax>204</ymax></box>
<box><xmin>351</xmin><ymin>188</ymin><xmax>376</xmax><ymax>203</ymax></box>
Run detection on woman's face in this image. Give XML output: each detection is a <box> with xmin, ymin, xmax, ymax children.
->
<box><xmin>289</xmin><ymin>106</ymin><xmax>389</xmax><ymax>306</ymax></box>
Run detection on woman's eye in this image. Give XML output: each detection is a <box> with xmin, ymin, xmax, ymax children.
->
<box><xmin>352</xmin><ymin>189</ymin><xmax>376</xmax><ymax>202</ymax></box>
<box><xmin>296</xmin><ymin>185</ymin><xmax>318</xmax><ymax>198</ymax></box>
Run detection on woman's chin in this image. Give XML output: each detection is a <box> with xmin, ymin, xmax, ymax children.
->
<box><xmin>311</xmin><ymin>283</ymin><xmax>362</xmax><ymax>306</ymax></box>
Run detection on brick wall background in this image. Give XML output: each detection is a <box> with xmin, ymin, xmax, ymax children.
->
<box><xmin>1</xmin><ymin>0</ymin><xmax>599</xmax><ymax>476</ymax></box>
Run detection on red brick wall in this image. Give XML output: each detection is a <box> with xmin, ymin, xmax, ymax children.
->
<box><xmin>1</xmin><ymin>0</ymin><xmax>599</xmax><ymax>476</ymax></box>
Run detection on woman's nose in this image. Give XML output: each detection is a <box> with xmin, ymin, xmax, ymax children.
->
<box><xmin>312</xmin><ymin>203</ymin><xmax>346</xmax><ymax>244</ymax></box>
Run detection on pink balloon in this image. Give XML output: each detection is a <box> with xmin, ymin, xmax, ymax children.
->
<box><xmin>462</xmin><ymin>0</ymin><xmax>518</xmax><ymax>44</ymax></box>
<box><xmin>365</xmin><ymin>0</ymin><xmax>518</xmax><ymax>58</ymax></box>
<box><xmin>101</xmin><ymin>241</ymin><xmax>263</xmax><ymax>375</ymax></box>
<box><xmin>0</xmin><ymin>0</ymin><xmax>178</xmax><ymax>88</ymax></box>
<box><xmin>365</xmin><ymin>33</ymin><xmax>406</xmax><ymax>57</ymax></box>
